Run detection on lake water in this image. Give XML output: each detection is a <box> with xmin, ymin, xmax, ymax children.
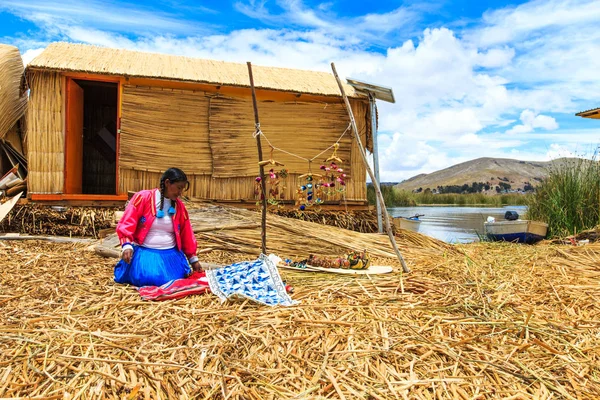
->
<box><xmin>388</xmin><ymin>205</ymin><xmax>529</xmax><ymax>243</ymax></box>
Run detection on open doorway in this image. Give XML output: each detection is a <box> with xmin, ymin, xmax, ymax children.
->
<box><xmin>65</xmin><ymin>79</ymin><xmax>118</xmax><ymax>194</ymax></box>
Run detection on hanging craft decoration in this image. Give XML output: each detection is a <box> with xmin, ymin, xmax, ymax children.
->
<box><xmin>254</xmin><ymin>176</ymin><xmax>263</xmax><ymax>200</ymax></box>
<box><xmin>326</xmin><ymin>142</ymin><xmax>343</xmax><ymax>164</ymax></box>
<box><xmin>258</xmin><ymin>146</ymin><xmax>285</xmax><ymax>167</ymax></box>
<box><xmin>251</xmin><ymin>129</ymin><xmax>351</xmax><ymax>211</ymax></box>
<box><xmin>255</xmin><ymin>168</ymin><xmax>288</xmax><ymax>206</ymax></box>
<box><xmin>319</xmin><ymin>143</ymin><xmax>347</xmax><ymax>197</ymax></box>
<box><xmin>296</xmin><ymin>168</ymin><xmax>324</xmax><ymax>211</ymax></box>
<box><xmin>255</xmin><ymin>147</ymin><xmax>288</xmax><ymax>207</ymax></box>
<box><xmin>268</xmin><ymin>168</ymin><xmax>287</xmax><ymax>205</ymax></box>
<box><xmin>295</xmin><ymin>143</ymin><xmax>348</xmax><ymax>210</ymax></box>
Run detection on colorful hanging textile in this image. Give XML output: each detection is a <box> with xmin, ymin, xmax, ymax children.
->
<box><xmin>205</xmin><ymin>254</ymin><xmax>297</xmax><ymax>306</ymax></box>
<box><xmin>138</xmin><ymin>271</ymin><xmax>210</xmax><ymax>301</ymax></box>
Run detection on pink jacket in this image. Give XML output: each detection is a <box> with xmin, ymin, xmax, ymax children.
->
<box><xmin>116</xmin><ymin>189</ymin><xmax>197</xmax><ymax>259</ymax></box>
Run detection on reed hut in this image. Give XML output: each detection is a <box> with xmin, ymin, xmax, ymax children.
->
<box><xmin>25</xmin><ymin>43</ymin><xmax>374</xmax><ymax>208</ymax></box>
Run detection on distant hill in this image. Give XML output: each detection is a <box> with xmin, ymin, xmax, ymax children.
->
<box><xmin>395</xmin><ymin>157</ymin><xmax>578</xmax><ymax>193</ymax></box>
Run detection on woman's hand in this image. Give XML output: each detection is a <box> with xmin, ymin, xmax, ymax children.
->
<box><xmin>191</xmin><ymin>261</ymin><xmax>202</xmax><ymax>272</ymax></box>
<box><xmin>122</xmin><ymin>249</ymin><xmax>133</xmax><ymax>264</ymax></box>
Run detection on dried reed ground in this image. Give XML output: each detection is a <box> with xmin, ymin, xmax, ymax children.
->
<box><xmin>0</xmin><ymin>237</ymin><xmax>599</xmax><ymax>399</ymax></box>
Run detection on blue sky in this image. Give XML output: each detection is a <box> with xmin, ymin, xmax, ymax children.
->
<box><xmin>2</xmin><ymin>0</ymin><xmax>599</xmax><ymax>181</ymax></box>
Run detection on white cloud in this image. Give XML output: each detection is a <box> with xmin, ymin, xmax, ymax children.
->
<box><xmin>408</xmin><ymin>108</ymin><xmax>484</xmax><ymax>141</ymax></box>
<box><xmin>476</xmin><ymin>47</ymin><xmax>515</xmax><ymax>68</ymax></box>
<box><xmin>519</xmin><ymin>130</ymin><xmax>600</xmax><ymax>143</ymax></box>
<box><xmin>523</xmin><ymin>110</ymin><xmax>559</xmax><ymax>130</ymax></box>
<box><xmin>467</xmin><ymin>0</ymin><xmax>600</xmax><ymax>106</ymax></box>
<box><xmin>0</xmin><ymin>0</ymin><xmax>211</xmax><ymax>35</ymax></box>
<box><xmin>317</xmin><ymin>2</ymin><xmax>333</xmax><ymax>12</ymax></box>
<box><xmin>234</xmin><ymin>0</ymin><xmax>422</xmax><ymax>42</ymax></box>
<box><xmin>453</xmin><ymin>133</ymin><xmax>483</xmax><ymax>146</ymax></box>
<box><xmin>20</xmin><ymin>48</ymin><xmax>45</xmax><ymax>65</ymax></box>
<box><xmin>475</xmin><ymin>0</ymin><xmax>600</xmax><ymax>47</ymax></box>
<box><xmin>506</xmin><ymin>109</ymin><xmax>559</xmax><ymax>135</ymax></box>
<box><xmin>506</xmin><ymin>124</ymin><xmax>532</xmax><ymax>135</ymax></box>
<box><xmin>359</xmin><ymin>7</ymin><xmax>420</xmax><ymax>34</ymax></box>
<box><xmin>545</xmin><ymin>143</ymin><xmax>578</xmax><ymax>160</ymax></box>
<box><xmin>61</xmin><ymin>27</ymin><xmax>136</xmax><ymax>49</ymax></box>
<box><xmin>376</xmin><ymin>133</ymin><xmax>466</xmax><ymax>181</ymax></box>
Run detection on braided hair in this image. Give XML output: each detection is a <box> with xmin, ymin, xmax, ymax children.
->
<box><xmin>159</xmin><ymin>168</ymin><xmax>189</xmax><ymax>214</ymax></box>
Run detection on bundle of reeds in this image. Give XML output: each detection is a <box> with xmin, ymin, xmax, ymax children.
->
<box><xmin>174</xmin><ymin>204</ymin><xmax>454</xmax><ymax>260</ymax></box>
<box><xmin>549</xmin><ymin>225</ymin><xmax>600</xmax><ymax>245</ymax></box>
<box><xmin>1</xmin><ymin>237</ymin><xmax>599</xmax><ymax>398</ymax></box>
<box><xmin>0</xmin><ymin>204</ymin><xmax>118</xmax><ymax>237</ymax></box>
<box><xmin>0</xmin><ymin>44</ymin><xmax>27</xmax><ymax>141</ymax></box>
<box><xmin>270</xmin><ymin>209</ymin><xmax>381</xmax><ymax>233</ymax></box>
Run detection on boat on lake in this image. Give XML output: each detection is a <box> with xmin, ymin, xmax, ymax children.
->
<box><xmin>393</xmin><ymin>214</ymin><xmax>423</xmax><ymax>233</ymax></box>
<box><xmin>484</xmin><ymin>211</ymin><xmax>548</xmax><ymax>244</ymax></box>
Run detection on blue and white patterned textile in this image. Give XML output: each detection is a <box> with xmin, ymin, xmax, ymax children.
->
<box><xmin>205</xmin><ymin>254</ymin><xmax>297</xmax><ymax>306</ymax></box>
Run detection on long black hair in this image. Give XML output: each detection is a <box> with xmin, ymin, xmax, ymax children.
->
<box><xmin>159</xmin><ymin>167</ymin><xmax>189</xmax><ymax>213</ymax></box>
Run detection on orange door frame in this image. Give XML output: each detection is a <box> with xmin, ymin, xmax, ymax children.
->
<box><xmin>63</xmin><ymin>74</ymin><xmax>122</xmax><ymax>196</ymax></box>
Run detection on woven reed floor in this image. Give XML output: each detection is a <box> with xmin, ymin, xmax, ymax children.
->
<box><xmin>1</xmin><ymin>205</ymin><xmax>599</xmax><ymax>399</ymax></box>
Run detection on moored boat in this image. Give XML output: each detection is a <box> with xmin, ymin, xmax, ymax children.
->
<box><xmin>484</xmin><ymin>219</ymin><xmax>548</xmax><ymax>244</ymax></box>
<box><xmin>393</xmin><ymin>214</ymin><xmax>423</xmax><ymax>233</ymax></box>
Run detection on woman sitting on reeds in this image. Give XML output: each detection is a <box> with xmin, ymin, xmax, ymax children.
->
<box><xmin>114</xmin><ymin>168</ymin><xmax>201</xmax><ymax>287</ymax></box>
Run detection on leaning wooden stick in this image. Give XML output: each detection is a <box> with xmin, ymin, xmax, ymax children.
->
<box><xmin>247</xmin><ymin>62</ymin><xmax>268</xmax><ymax>255</ymax></box>
<box><xmin>331</xmin><ymin>62</ymin><xmax>410</xmax><ymax>273</ymax></box>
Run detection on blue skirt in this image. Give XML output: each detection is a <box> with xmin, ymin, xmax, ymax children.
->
<box><xmin>114</xmin><ymin>246</ymin><xmax>191</xmax><ymax>287</ymax></box>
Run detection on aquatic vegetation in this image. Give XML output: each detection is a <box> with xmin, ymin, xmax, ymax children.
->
<box><xmin>527</xmin><ymin>153</ymin><xmax>600</xmax><ymax>237</ymax></box>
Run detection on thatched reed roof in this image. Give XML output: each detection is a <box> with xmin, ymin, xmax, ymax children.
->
<box><xmin>28</xmin><ymin>42</ymin><xmax>361</xmax><ymax>98</ymax></box>
<box><xmin>576</xmin><ymin>107</ymin><xmax>600</xmax><ymax>119</ymax></box>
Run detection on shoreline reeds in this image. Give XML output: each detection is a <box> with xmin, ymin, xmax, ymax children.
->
<box><xmin>368</xmin><ymin>185</ymin><xmax>529</xmax><ymax>207</ymax></box>
<box><xmin>527</xmin><ymin>154</ymin><xmax>600</xmax><ymax>237</ymax></box>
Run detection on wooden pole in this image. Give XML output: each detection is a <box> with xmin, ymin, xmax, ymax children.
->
<box><xmin>247</xmin><ymin>62</ymin><xmax>267</xmax><ymax>255</ymax></box>
<box><xmin>369</xmin><ymin>93</ymin><xmax>384</xmax><ymax>233</ymax></box>
<box><xmin>331</xmin><ymin>62</ymin><xmax>410</xmax><ymax>273</ymax></box>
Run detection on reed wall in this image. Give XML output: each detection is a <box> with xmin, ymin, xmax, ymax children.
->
<box><xmin>26</xmin><ymin>71</ymin><xmax>64</xmax><ymax>193</ymax></box>
<box><xmin>209</xmin><ymin>96</ymin><xmax>352</xmax><ymax>177</ymax></box>
<box><xmin>120</xmin><ymin>85</ymin><xmax>212</xmax><ymax>174</ymax></box>
<box><xmin>118</xmin><ymin>89</ymin><xmax>370</xmax><ymax>202</ymax></box>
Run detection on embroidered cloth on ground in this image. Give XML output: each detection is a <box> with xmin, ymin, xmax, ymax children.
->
<box><xmin>205</xmin><ymin>254</ymin><xmax>297</xmax><ymax>306</ymax></box>
<box><xmin>138</xmin><ymin>271</ymin><xmax>209</xmax><ymax>301</ymax></box>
